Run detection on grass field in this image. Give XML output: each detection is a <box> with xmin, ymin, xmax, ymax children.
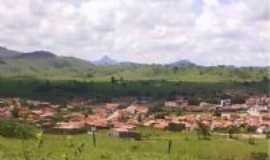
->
<box><xmin>0</xmin><ymin>128</ymin><xmax>268</xmax><ymax>160</ymax></box>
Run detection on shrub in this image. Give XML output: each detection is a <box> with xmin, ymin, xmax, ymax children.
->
<box><xmin>266</xmin><ymin>132</ymin><xmax>270</xmax><ymax>139</ymax></box>
<box><xmin>249</xmin><ymin>152</ymin><xmax>268</xmax><ymax>160</ymax></box>
<box><xmin>196</xmin><ymin>122</ymin><xmax>211</xmax><ymax>140</ymax></box>
<box><xmin>0</xmin><ymin>120</ymin><xmax>39</xmax><ymax>139</ymax></box>
<box><xmin>248</xmin><ymin>137</ymin><xmax>256</xmax><ymax>145</ymax></box>
<box><xmin>175</xmin><ymin>108</ymin><xmax>184</xmax><ymax>116</ymax></box>
<box><xmin>228</xmin><ymin>126</ymin><xmax>239</xmax><ymax>139</ymax></box>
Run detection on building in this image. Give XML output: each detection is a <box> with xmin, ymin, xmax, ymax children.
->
<box><xmin>220</xmin><ymin>99</ymin><xmax>231</xmax><ymax>107</ymax></box>
<box><xmin>0</xmin><ymin>107</ymin><xmax>12</xmax><ymax>120</ymax></box>
<box><xmin>109</xmin><ymin>128</ymin><xmax>141</xmax><ymax>140</ymax></box>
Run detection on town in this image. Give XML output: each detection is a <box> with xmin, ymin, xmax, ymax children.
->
<box><xmin>1</xmin><ymin>95</ymin><xmax>269</xmax><ymax>139</ymax></box>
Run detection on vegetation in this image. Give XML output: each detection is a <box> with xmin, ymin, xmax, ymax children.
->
<box><xmin>0</xmin><ymin>120</ymin><xmax>39</xmax><ymax>139</ymax></box>
<box><xmin>0</xmin><ymin>47</ymin><xmax>269</xmax><ymax>160</ymax></box>
<box><xmin>0</xmin><ymin>128</ymin><xmax>267</xmax><ymax>160</ymax></box>
<box><xmin>196</xmin><ymin>122</ymin><xmax>211</xmax><ymax>140</ymax></box>
<box><xmin>0</xmin><ymin>47</ymin><xmax>269</xmax><ymax>82</ymax></box>
<box><xmin>1</xmin><ymin>59</ymin><xmax>269</xmax><ymax>82</ymax></box>
<box><xmin>0</xmin><ymin>78</ymin><xmax>268</xmax><ymax>104</ymax></box>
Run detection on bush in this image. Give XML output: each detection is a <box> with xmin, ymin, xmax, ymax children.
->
<box><xmin>249</xmin><ymin>152</ymin><xmax>268</xmax><ymax>160</ymax></box>
<box><xmin>196</xmin><ymin>122</ymin><xmax>211</xmax><ymax>140</ymax></box>
<box><xmin>248</xmin><ymin>137</ymin><xmax>256</xmax><ymax>145</ymax></box>
<box><xmin>175</xmin><ymin>108</ymin><xmax>184</xmax><ymax>116</ymax></box>
<box><xmin>0</xmin><ymin>120</ymin><xmax>39</xmax><ymax>139</ymax></box>
<box><xmin>228</xmin><ymin>126</ymin><xmax>240</xmax><ymax>139</ymax></box>
<box><xmin>266</xmin><ymin>133</ymin><xmax>270</xmax><ymax>139</ymax></box>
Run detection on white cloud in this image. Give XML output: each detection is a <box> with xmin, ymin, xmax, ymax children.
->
<box><xmin>0</xmin><ymin>0</ymin><xmax>269</xmax><ymax>66</ymax></box>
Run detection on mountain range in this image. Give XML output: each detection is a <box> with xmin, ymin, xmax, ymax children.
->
<box><xmin>0</xmin><ymin>46</ymin><xmax>268</xmax><ymax>81</ymax></box>
<box><xmin>0</xmin><ymin>46</ymin><xmax>196</xmax><ymax>67</ymax></box>
<box><xmin>93</xmin><ymin>55</ymin><xmax>195</xmax><ymax>67</ymax></box>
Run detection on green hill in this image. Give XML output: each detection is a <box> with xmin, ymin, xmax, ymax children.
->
<box><xmin>0</xmin><ymin>49</ymin><xmax>95</xmax><ymax>80</ymax></box>
<box><xmin>0</xmin><ymin>46</ymin><xmax>269</xmax><ymax>82</ymax></box>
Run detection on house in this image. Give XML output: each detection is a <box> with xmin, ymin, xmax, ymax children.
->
<box><xmin>152</xmin><ymin>120</ymin><xmax>169</xmax><ymax>130</ymax></box>
<box><xmin>0</xmin><ymin>107</ymin><xmax>12</xmax><ymax>119</ymax></box>
<box><xmin>247</xmin><ymin>106</ymin><xmax>261</xmax><ymax>116</ymax></box>
<box><xmin>0</xmin><ymin>100</ymin><xmax>5</xmax><ymax>107</ymax></box>
<box><xmin>53</xmin><ymin>121</ymin><xmax>87</xmax><ymax>133</ymax></box>
<box><xmin>31</xmin><ymin>107</ymin><xmax>57</xmax><ymax>120</ymax></box>
<box><xmin>112</xmin><ymin>122</ymin><xmax>137</xmax><ymax>130</ymax></box>
<box><xmin>26</xmin><ymin>112</ymin><xmax>41</xmax><ymax>123</ymax></box>
<box><xmin>136</xmin><ymin>96</ymin><xmax>152</xmax><ymax>104</ymax></box>
<box><xmin>220</xmin><ymin>99</ymin><xmax>231</xmax><ymax>107</ymax></box>
<box><xmin>94</xmin><ymin>107</ymin><xmax>108</xmax><ymax>117</ymax></box>
<box><xmin>164</xmin><ymin>97</ymin><xmax>188</xmax><ymax>111</ymax></box>
<box><xmin>85</xmin><ymin>115</ymin><xmax>108</xmax><ymax>129</ymax></box>
<box><xmin>256</xmin><ymin>126</ymin><xmax>270</xmax><ymax>134</ymax></box>
<box><xmin>246</xmin><ymin>96</ymin><xmax>270</xmax><ymax>107</ymax></box>
<box><xmin>66</xmin><ymin>98</ymin><xmax>93</xmax><ymax>110</ymax></box>
<box><xmin>221</xmin><ymin>113</ymin><xmax>231</xmax><ymax>119</ymax></box>
<box><xmin>104</xmin><ymin>103</ymin><xmax>124</xmax><ymax>113</ymax></box>
<box><xmin>186</xmin><ymin>105</ymin><xmax>205</xmax><ymax>112</ymax></box>
<box><xmin>164</xmin><ymin>101</ymin><xmax>179</xmax><ymax>108</ymax></box>
<box><xmin>11</xmin><ymin>98</ymin><xmax>21</xmax><ymax>107</ymax></box>
<box><xmin>17</xmin><ymin>107</ymin><xmax>31</xmax><ymax>118</ymax></box>
<box><xmin>109</xmin><ymin>128</ymin><xmax>141</xmax><ymax>140</ymax></box>
<box><xmin>125</xmin><ymin>105</ymin><xmax>149</xmax><ymax>115</ymax></box>
<box><xmin>199</xmin><ymin>102</ymin><xmax>216</xmax><ymax>111</ymax></box>
<box><xmin>144</xmin><ymin>119</ymin><xmax>169</xmax><ymax>130</ymax></box>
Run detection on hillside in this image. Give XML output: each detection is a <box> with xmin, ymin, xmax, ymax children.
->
<box><xmin>0</xmin><ymin>46</ymin><xmax>269</xmax><ymax>82</ymax></box>
<box><xmin>0</xmin><ymin>48</ymin><xmax>95</xmax><ymax>79</ymax></box>
<box><xmin>0</xmin><ymin>46</ymin><xmax>21</xmax><ymax>58</ymax></box>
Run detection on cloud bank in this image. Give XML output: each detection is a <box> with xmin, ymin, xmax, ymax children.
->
<box><xmin>0</xmin><ymin>0</ymin><xmax>269</xmax><ymax>66</ymax></box>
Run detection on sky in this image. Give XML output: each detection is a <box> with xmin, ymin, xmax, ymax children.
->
<box><xmin>0</xmin><ymin>0</ymin><xmax>269</xmax><ymax>66</ymax></box>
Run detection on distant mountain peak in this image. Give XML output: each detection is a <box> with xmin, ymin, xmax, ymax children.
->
<box><xmin>168</xmin><ymin>59</ymin><xmax>196</xmax><ymax>67</ymax></box>
<box><xmin>93</xmin><ymin>55</ymin><xmax>118</xmax><ymax>66</ymax></box>
<box><xmin>100</xmin><ymin>55</ymin><xmax>114</xmax><ymax>61</ymax></box>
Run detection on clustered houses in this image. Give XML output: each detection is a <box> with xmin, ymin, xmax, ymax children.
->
<box><xmin>0</xmin><ymin>98</ymin><xmax>58</xmax><ymax>127</ymax></box>
<box><xmin>0</xmin><ymin>96</ymin><xmax>269</xmax><ymax>139</ymax></box>
<box><xmin>164</xmin><ymin>96</ymin><xmax>188</xmax><ymax>111</ymax></box>
<box><xmin>246</xmin><ymin>96</ymin><xmax>270</xmax><ymax>115</ymax></box>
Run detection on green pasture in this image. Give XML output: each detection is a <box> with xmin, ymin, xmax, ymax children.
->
<box><xmin>0</xmin><ymin>128</ymin><xmax>268</xmax><ymax>160</ymax></box>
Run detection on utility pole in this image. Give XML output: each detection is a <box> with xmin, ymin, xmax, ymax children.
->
<box><xmin>168</xmin><ymin>139</ymin><xmax>172</xmax><ymax>154</ymax></box>
<box><xmin>88</xmin><ymin>127</ymin><xmax>96</xmax><ymax>147</ymax></box>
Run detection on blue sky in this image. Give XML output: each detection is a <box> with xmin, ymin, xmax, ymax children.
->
<box><xmin>0</xmin><ymin>0</ymin><xmax>269</xmax><ymax>66</ymax></box>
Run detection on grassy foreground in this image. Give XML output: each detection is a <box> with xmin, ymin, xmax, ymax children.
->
<box><xmin>0</xmin><ymin>128</ymin><xmax>268</xmax><ymax>160</ymax></box>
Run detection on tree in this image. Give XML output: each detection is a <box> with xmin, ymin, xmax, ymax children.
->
<box><xmin>120</xmin><ymin>76</ymin><xmax>124</xmax><ymax>82</ymax></box>
<box><xmin>196</xmin><ymin>122</ymin><xmax>211</xmax><ymax>140</ymax></box>
<box><xmin>11</xmin><ymin>107</ymin><xmax>19</xmax><ymax>118</ymax></box>
<box><xmin>213</xmin><ymin>109</ymin><xmax>221</xmax><ymax>117</ymax></box>
<box><xmin>111</xmin><ymin>76</ymin><xmax>116</xmax><ymax>84</ymax></box>
<box><xmin>262</xmin><ymin>76</ymin><xmax>269</xmax><ymax>82</ymax></box>
<box><xmin>228</xmin><ymin>126</ymin><xmax>238</xmax><ymax>139</ymax></box>
<box><xmin>175</xmin><ymin>108</ymin><xmax>184</xmax><ymax>116</ymax></box>
<box><xmin>173</xmin><ymin>67</ymin><xmax>178</xmax><ymax>74</ymax></box>
<box><xmin>82</xmin><ymin>107</ymin><xmax>93</xmax><ymax>118</ymax></box>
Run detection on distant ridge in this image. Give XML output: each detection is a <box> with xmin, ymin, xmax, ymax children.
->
<box><xmin>92</xmin><ymin>55</ymin><xmax>143</xmax><ymax>66</ymax></box>
<box><xmin>0</xmin><ymin>46</ymin><xmax>268</xmax><ymax>81</ymax></box>
<box><xmin>0</xmin><ymin>46</ymin><xmax>21</xmax><ymax>58</ymax></box>
<box><xmin>15</xmin><ymin>51</ymin><xmax>57</xmax><ymax>59</ymax></box>
<box><xmin>0</xmin><ymin>46</ymin><xmax>95</xmax><ymax>78</ymax></box>
<box><xmin>167</xmin><ymin>59</ymin><xmax>196</xmax><ymax>67</ymax></box>
<box><xmin>93</xmin><ymin>55</ymin><xmax>118</xmax><ymax>66</ymax></box>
